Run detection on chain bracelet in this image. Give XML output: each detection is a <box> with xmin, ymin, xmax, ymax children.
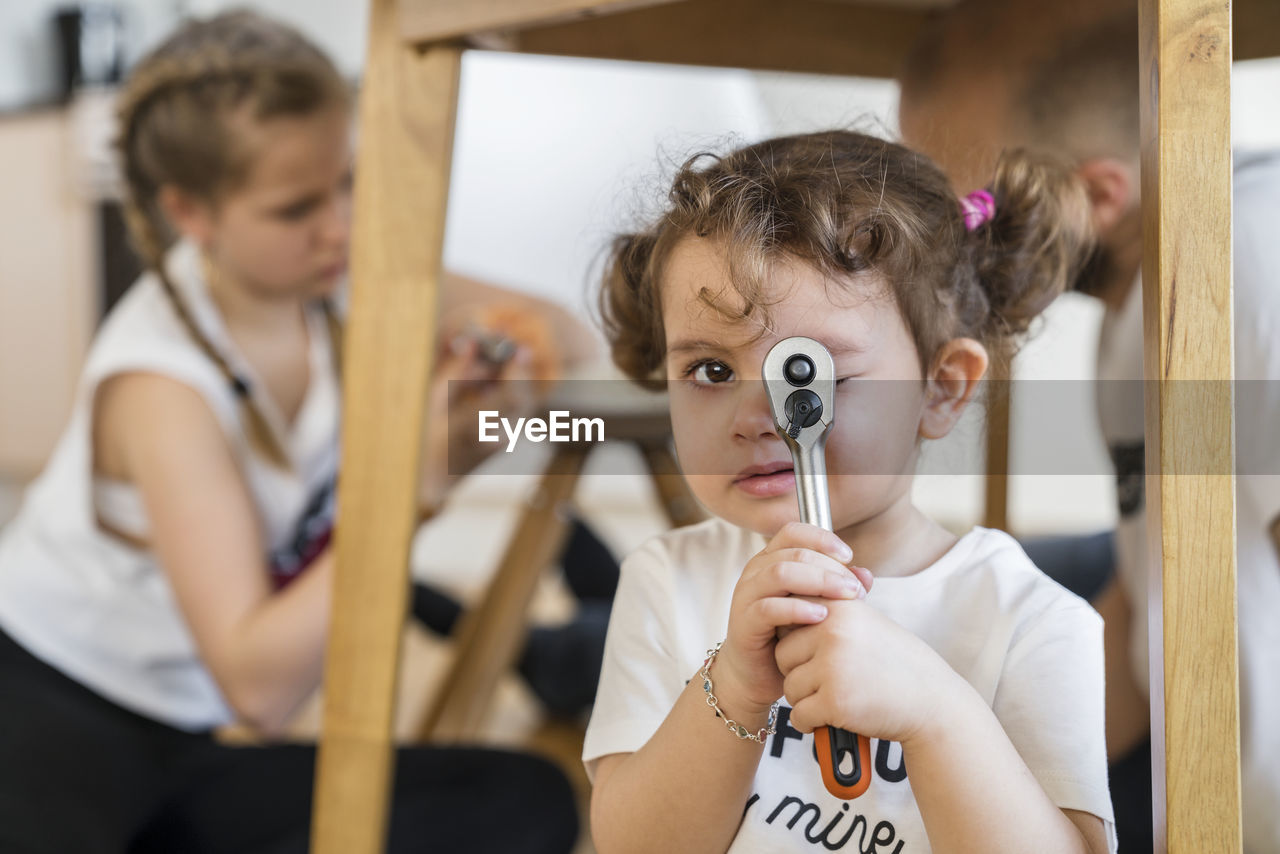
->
<box><xmin>700</xmin><ymin>641</ymin><xmax>780</xmax><ymax>743</ymax></box>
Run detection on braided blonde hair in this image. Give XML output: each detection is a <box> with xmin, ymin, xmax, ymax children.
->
<box><xmin>114</xmin><ymin>10</ymin><xmax>351</xmax><ymax>468</ymax></box>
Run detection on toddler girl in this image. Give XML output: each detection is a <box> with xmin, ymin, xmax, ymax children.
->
<box><xmin>584</xmin><ymin>130</ymin><xmax>1114</xmax><ymax>854</ymax></box>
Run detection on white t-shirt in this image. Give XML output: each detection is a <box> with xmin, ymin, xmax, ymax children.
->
<box><xmin>0</xmin><ymin>240</ymin><xmax>340</xmax><ymax>731</ymax></box>
<box><xmin>584</xmin><ymin>518</ymin><xmax>1116</xmax><ymax>853</ymax></box>
<box><xmin>1096</xmin><ymin>150</ymin><xmax>1280</xmax><ymax>853</ymax></box>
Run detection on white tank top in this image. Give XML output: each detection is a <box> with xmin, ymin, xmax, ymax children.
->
<box><xmin>0</xmin><ymin>240</ymin><xmax>340</xmax><ymax>730</ymax></box>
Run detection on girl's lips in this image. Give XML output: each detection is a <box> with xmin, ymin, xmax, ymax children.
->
<box><xmin>733</xmin><ymin>468</ymin><xmax>796</xmax><ymax>498</ymax></box>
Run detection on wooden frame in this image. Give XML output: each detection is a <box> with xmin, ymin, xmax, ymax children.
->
<box><xmin>1138</xmin><ymin>0</ymin><xmax>1240</xmax><ymax>848</ymax></box>
<box><xmin>310</xmin><ymin>0</ymin><xmax>460</xmax><ymax>849</ymax></box>
<box><xmin>316</xmin><ymin>0</ymin><xmax>1254</xmax><ymax>850</ymax></box>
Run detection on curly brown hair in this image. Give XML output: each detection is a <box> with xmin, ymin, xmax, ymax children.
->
<box><xmin>598</xmin><ymin>130</ymin><xmax>1092</xmax><ymax>389</ymax></box>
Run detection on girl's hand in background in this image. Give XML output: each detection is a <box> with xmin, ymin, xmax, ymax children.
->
<box><xmin>715</xmin><ymin>522</ymin><xmax>872</xmax><ymax>717</ymax></box>
<box><xmin>449</xmin><ymin>302</ymin><xmax>563</xmax><ymax>383</ymax></box>
<box><xmin>775</xmin><ymin>597</ymin><xmax>962</xmax><ymax>746</ymax></box>
<box><xmin>418</xmin><ymin>326</ymin><xmax>538</xmax><ymax>510</ymax></box>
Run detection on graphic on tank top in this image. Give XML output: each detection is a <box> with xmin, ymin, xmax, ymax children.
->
<box><xmin>268</xmin><ymin>474</ymin><xmax>335</xmax><ymax>587</ymax></box>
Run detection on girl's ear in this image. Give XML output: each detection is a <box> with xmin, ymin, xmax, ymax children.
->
<box><xmin>1075</xmin><ymin>157</ymin><xmax>1137</xmax><ymax>234</ymax></box>
<box><xmin>919</xmin><ymin>338</ymin><xmax>989</xmax><ymax>440</ymax></box>
<box><xmin>157</xmin><ymin>184</ymin><xmax>215</xmax><ymax>248</ymax></box>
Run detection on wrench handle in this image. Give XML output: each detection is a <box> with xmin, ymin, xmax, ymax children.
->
<box><xmin>793</xmin><ymin>444</ymin><xmax>872</xmax><ymax>800</ymax></box>
<box><xmin>815</xmin><ymin>725</ymin><xmax>873</xmax><ymax>799</ymax></box>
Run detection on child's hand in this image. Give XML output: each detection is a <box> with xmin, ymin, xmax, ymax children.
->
<box><xmin>715</xmin><ymin>522</ymin><xmax>873</xmax><ymax>717</ymax></box>
<box><xmin>418</xmin><ymin>333</ymin><xmax>538</xmax><ymax>508</ymax></box>
<box><xmin>438</xmin><ymin>300</ymin><xmax>563</xmax><ymax>382</ymax></box>
<box><xmin>774</xmin><ymin>598</ymin><xmax>959</xmax><ymax>745</ymax></box>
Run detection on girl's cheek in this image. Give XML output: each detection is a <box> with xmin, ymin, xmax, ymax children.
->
<box><xmin>670</xmin><ymin>412</ymin><xmax>716</xmax><ymax>475</ymax></box>
<box><xmin>831</xmin><ymin>383</ymin><xmax>925</xmax><ymax>469</ymax></box>
<box><xmin>672</xmin><ymin>402</ymin><xmax>749</xmax><ymax>478</ymax></box>
<box><xmin>828</xmin><ymin>414</ymin><xmax>916</xmax><ymax>477</ymax></box>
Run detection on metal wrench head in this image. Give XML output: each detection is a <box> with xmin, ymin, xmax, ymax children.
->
<box><xmin>762</xmin><ymin>337</ymin><xmax>837</xmax><ymax>530</ymax></box>
<box><xmin>763</xmin><ymin>336</ymin><xmax>836</xmax><ymax>454</ymax></box>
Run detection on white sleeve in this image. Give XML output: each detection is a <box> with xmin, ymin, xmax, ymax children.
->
<box><xmin>582</xmin><ymin>540</ymin><xmax>687</xmax><ymax>781</ymax></box>
<box><xmin>991</xmin><ymin>600</ymin><xmax>1117</xmax><ymax>850</ymax></box>
<box><xmin>1233</xmin><ymin>170</ymin><xmax>1280</xmax><ymax>527</ymax></box>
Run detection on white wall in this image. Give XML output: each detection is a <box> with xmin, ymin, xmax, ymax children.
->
<box><xmin>1235</xmin><ymin>57</ymin><xmax>1280</xmax><ymax>150</ymax></box>
<box><xmin>442</xmin><ymin>53</ymin><xmax>771</xmax><ymax>318</ymax></box>
<box><xmin>0</xmin><ymin>107</ymin><xmax>97</xmax><ymax>478</ymax></box>
<box><xmin>0</xmin><ymin>0</ymin><xmax>368</xmax><ymax>111</ymax></box>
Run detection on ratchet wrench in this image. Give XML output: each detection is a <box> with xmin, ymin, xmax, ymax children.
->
<box><xmin>762</xmin><ymin>336</ymin><xmax>872</xmax><ymax>800</ymax></box>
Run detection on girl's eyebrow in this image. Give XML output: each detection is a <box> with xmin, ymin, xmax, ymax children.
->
<box><xmin>668</xmin><ymin>337</ymin><xmax>869</xmax><ymax>356</ymax></box>
<box><xmin>821</xmin><ymin>338</ymin><xmax>872</xmax><ymax>356</ymax></box>
<box><xmin>266</xmin><ymin>191</ymin><xmax>324</xmax><ymax>213</ymax></box>
<box><xmin>667</xmin><ymin>338</ymin><xmax>727</xmax><ymax>355</ymax></box>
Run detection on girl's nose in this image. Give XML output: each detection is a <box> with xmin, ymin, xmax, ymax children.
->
<box><xmin>732</xmin><ymin>383</ymin><xmax>781</xmax><ymax>441</ymax></box>
<box><xmin>322</xmin><ymin>195</ymin><xmax>352</xmax><ymax>248</ymax></box>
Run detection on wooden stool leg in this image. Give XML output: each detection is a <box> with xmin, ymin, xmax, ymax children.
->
<box><xmin>311</xmin><ymin>2</ymin><xmax>463</xmax><ymax>851</ymax></box>
<box><xmin>982</xmin><ymin>371</ymin><xmax>1010</xmax><ymax>532</ymax></box>
<box><xmin>417</xmin><ymin>445</ymin><xmax>590</xmax><ymax>742</ymax></box>
<box><xmin>639</xmin><ymin>440</ymin><xmax>706</xmax><ymax>528</ymax></box>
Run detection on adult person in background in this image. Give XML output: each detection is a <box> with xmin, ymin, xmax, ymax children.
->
<box><xmin>898</xmin><ymin>3</ymin><xmax>1280</xmax><ymax>851</ymax></box>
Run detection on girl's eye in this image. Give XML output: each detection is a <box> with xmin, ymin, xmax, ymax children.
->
<box><xmin>687</xmin><ymin>360</ymin><xmax>734</xmax><ymax>386</ymax></box>
<box><xmin>277</xmin><ymin>202</ymin><xmax>316</xmax><ymax>221</ymax></box>
<box><xmin>835</xmin><ymin>373</ymin><xmax>864</xmax><ymax>387</ymax></box>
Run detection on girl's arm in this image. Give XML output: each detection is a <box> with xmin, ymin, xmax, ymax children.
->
<box><xmin>1092</xmin><ymin>575</ymin><xmax>1150</xmax><ymax>761</ymax></box>
<box><xmin>415</xmin><ymin>335</ymin><xmax>537</xmax><ymax>511</ymax></box>
<box><xmin>418</xmin><ymin>272</ymin><xmax>597</xmax><ymax>509</ymax></box>
<box><xmin>590</xmin><ymin>668</ymin><xmax>774</xmax><ymax>854</ymax></box>
<box><xmin>779</xmin><ymin>599</ymin><xmax>1113</xmax><ymax>854</ymax></box>
<box><xmin>901</xmin><ymin>671</ymin><xmax>1111</xmax><ymax>854</ymax></box>
<box><xmin>96</xmin><ymin>372</ymin><xmax>331</xmax><ymax>734</ymax></box>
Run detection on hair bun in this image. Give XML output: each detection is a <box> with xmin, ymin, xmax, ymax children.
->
<box><xmin>967</xmin><ymin>149</ymin><xmax>1094</xmax><ymax>358</ymax></box>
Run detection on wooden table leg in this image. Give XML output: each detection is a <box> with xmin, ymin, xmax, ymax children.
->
<box><xmin>311</xmin><ymin>1</ymin><xmax>463</xmax><ymax>850</ymax></box>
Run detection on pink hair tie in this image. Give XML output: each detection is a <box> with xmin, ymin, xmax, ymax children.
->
<box><xmin>960</xmin><ymin>189</ymin><xmax>996</xmax><ymax>231</ymax></box>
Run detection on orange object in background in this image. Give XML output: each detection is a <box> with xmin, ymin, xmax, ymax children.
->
<box><xmin>450</xmin><ymin>302</ymin><xmax>563</xmax><ymax>384</ymax></box>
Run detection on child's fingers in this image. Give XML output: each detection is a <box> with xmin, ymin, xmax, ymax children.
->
<box><xmin>781</xmin><ymin>660</ymin><xmax>821</xmax><ymax>706</ymax></box>
<box><xmin>494</xmin><ymin>345</ymin><xmax>534</xmax><ymax>383</ymax></box>
<box><xmin>773</xmin><ymin>621</ymin><xmax>819</xmax><ymax>675</ymax></box>
<box><xmin>435</xmin><ymin>337</ymin><xmax>500</xmax><ymax>391</ymax></box>
<box><xmin>746</xmin><ymin>596</ymin><xmax>828</xmax><ymax>633</ymax></box>
<box><xmin>787</xmin><ymin>695</ymin><xmax>822</xmax><ymax>735</ymax></box>
<box><xmin>765</xmin><ymin>521</ymin><xmax>854</xmax><ymax>565</ymax></box>
<box><xmin>849</xmin><ymin>564</ymin><xmax>875</xmax><ymax>593</ymax></box>
<box><xmin>475</xmin><ymin>351</ymin><xmax>535</xmax><ymax>409</ymax></box>
<box><xmin>748</xmin><ymin>556</ymin><xmax>866</xmax><ymax>601</ymax></box>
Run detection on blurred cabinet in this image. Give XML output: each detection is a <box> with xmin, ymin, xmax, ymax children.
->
<box><xmin>0</xmin><ymin>103</ymin><xmax>100</xmax><ymax>479</ymax></box>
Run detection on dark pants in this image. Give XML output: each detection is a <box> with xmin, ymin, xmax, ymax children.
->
<box><xmin>1022</xmin><ymin>531</ymin><xmax>1153</xmax><ymax>854</ymax></box>
<box><xmin>0</xmin><ymin>628</ymin><xmax>578</xmax><ymax>854</ymax></box>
